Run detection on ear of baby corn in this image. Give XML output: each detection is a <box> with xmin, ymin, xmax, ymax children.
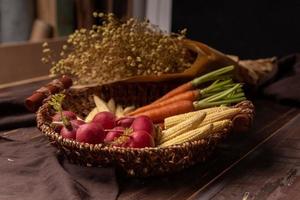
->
<box><xmin>159</xmin><ymin>112</ymin><xmax>206</xmax><ymax>144</ymax></box>
<box><xmin>211</xmin><ymin>119</ymin><xmax>232</xmax><ymax>132</ymax></box>
<box><xmin>164</xmin><ymin>106</ymin><xmax>229</xmax><ymax>129</ymax></box>
<box><xmin>198</xmin><ymin>108</ymin><xmax>241</xmax><ymax>127</ymax></box>
<box><xmin>165</xmin><ymin>120</ymin><xmax>231</xmax><ymax>146</ymax></box>
<box><xmin>159</xmin><ymin>124</ymin><xmax>213</xmax><ymax>147</ymax></box>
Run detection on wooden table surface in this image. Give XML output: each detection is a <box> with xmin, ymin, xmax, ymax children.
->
<box><xmin>1</xmin><ymin>81</ymin><xmax>299</xmax><ymax>200</ymax></box>
<box><xmin>117</xmin><ymin>97</ymin><xmax>300</xmax><ymax>200</ymax></box>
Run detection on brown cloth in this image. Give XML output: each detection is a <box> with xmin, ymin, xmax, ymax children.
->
<box><xmin>0</xmin><ymin>127</ymin><xmax>118</xmax><ymax>200</ymax></box>
<box><xmin>263</xmin><ymin>54</ymin><xmax>300</xmax><ymax>105</ymax></box>
<box><xmin>0</xmin><ymin>80</ymin><xmax>49</xmax><ymax>131</ymax></box>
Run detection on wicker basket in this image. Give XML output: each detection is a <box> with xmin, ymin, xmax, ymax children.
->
<box><xmin>36</xmin><ymin>81</ymin><xmax>244</xmax><ymax>177</ymax></box>
<box><xmin>35</xmin><ymin>39</ymin><xmax>254</xmax><ymax>177</ymax></box>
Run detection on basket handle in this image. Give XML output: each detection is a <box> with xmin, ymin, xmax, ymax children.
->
<box><xmin>25</xmin><ymin>76</ymin><xmax>73</xmax><ymax>112</ymax></box>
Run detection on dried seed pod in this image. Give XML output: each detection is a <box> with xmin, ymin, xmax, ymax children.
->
<box><xmin>46</xmin><ymin>13</ymin><xmax>192</xmax><ymax>85</ymax></box>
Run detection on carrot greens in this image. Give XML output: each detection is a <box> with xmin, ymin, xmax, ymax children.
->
<box><xmin>49</xmin><ymin>94</ymin><xmax>71</xmax><ymax>128</ymax></box>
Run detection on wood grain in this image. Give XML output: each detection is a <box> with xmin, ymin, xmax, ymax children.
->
<box><xmin>208</xmin><ymin>113</ymin><xmax>300</xmax><ymax>200</ymax></box>
<box><xmin>0</xmin><ymin>38</ymin><xmax>65</xmax><ymax>85</ymax></box>
<box><xmin>2</xmin><ymin>90</ymin><xmax>299</xmax><ymax>200</ymax></box>
<box><xmin>117</xmin><ymin>98</ymin><xmax>300</xmax><ymax>200</ymax></box>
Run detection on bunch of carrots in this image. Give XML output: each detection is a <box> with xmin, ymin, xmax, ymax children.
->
<box><xmin>127</xmin><ymin>65</ymin><xmax>246</xmax><ymax>123</ymax></box>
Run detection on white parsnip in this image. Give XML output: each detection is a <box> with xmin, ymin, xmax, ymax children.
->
<box><xmin>85</xmin><ymin>107</ymin><xmax>98</xmax><ymax>122</ymax></box>
<box><xmin>107</xmin><ymin>98</ymin><xmax>116</xmax><ymax>113</ymax></box>
<box><xmin>93</xmin><ymin>95</ymin><xmax>110</xmax><ymax>112</ymax></box>
<box><xmin>115</xmin><ymin>104</ymin><xmax>124</xmax><ymax>117</ymax></box>
<box><xmin>123</xmin><ymin>106</ymin><xmax>135</xmax><ymax>115</ymax></box>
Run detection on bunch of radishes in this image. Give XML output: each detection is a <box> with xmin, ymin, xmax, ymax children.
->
<box><xmin>52</xmin><ymin>110</ymin><xmax>155</xmax><ymax>148</ymax></box>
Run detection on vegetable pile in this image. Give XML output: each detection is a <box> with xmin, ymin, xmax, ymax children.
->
<box><xmin>129</xmin><ymin>65</ymin><xmax>245</xmax><ymax>123</ymax></box>
<box><xmin>49</xmin><ymin>66</ymin><xmax>251</xmax><ymax>148</ymax></box>
<box><xmin>50</xmin><ymin>94</ymin><xmax>155</xmax><ymax>148</ymax></box>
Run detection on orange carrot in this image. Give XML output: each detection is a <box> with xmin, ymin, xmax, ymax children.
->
<box><xmin>132</xmin><ymin>100</ymin><xmax>194</xmax><ymax>123</ymax></box>
<box><xmin>152</xmin><ymin>82</ymin><xmax>192</xmax><ymax>104</ymax></box>
<box><xmin>133</xmin><ymin>82</ymin><xmax>244</xmax><ymax>123</ymax></box>
<box><xmin>129</xmin><ymin>90</ymin><xmax>200</xmax><ymax>115</ymax></box>
<box><xmin>152</xmin><ymin>65</ymin><xmax>234</xmax><ymax>104</ymax></box>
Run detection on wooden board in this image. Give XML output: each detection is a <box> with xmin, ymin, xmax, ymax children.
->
<box><xmin>117</xmin><ymin>98</ymin><xmax>300</xmax><ymax>200</ymax></box>
<box><xmin>0</xmin><ymin>38</ymin><xmax>65</xmax><ymax>85</ymax></box>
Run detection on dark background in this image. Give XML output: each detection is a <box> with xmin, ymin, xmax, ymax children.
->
<box><xmin>172</xmin><ymin>0</ymin><xmax>300</xmax><ymax>59</ymax></box>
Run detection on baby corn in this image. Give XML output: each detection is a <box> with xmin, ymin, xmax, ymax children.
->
<box><xmin>211</xmin><ymin>119</ymin><xmax>232</xmax><ymax>132</ymax></box>
<box><xmin>164</xmin><ymin>106</ymin><xmax>229</xmax><ymax>129</ymax></box>
<box><xmin>198</xmin><ymin>108</ymin><xmax>241</xmax><ymax>127</ymax></box>
<box><xmin>159</xmin><ymin>124</ymin><xmax>213</xmax><ymax>147</ymax></box>
<box><xmin>159</xmin><ymin>112</ymin><xmax>206</xmax><ymax>144</ymax></box>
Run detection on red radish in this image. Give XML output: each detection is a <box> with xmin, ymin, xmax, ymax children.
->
<box><xmin>116</xmin><ymin>117</ymin><xmax>135</xmax><ymax>128</ymax></box>
<box><xmin>61</xmin><ymin>127</ymin><xmax>77</xmax><ymax>139</ymax></box>
<box><xmin>76</xmin><ymin>122</ymin><xmax>106</xmax><ymax>144</ymax></box>
<box><xmin>104</xmin><ymin>126</ymin><xmax>124</xmax><ymax>142</ymax></box>
<box><xmin>125</xmin><ymin>130</ymin><xmax>155</xmax><ymax>148</ymax></box>
<box><xmin>52</xmin><ymin>111</ymin><xmax>77</xmax><ymax>132</ymax></box>
<box><xmin>60</xmin><ymin>120</ymin><xmax>85</xmax><ymax>139</ymax></box>
<box><xmin>53</xmin><ymin>123</ymin><xmax>63</xmax><ymax>132</ymax></box>
<box><xmin>52</xmin><ymin>111</ymin><xmax>77</xmax><ymax>121</ymax></box>
<box><xmin>131</xmin><ymin>116</ymin><xmax>155</xmax><ymax>137</ymax></box>
<box><xmin>70</xmin><ymin>119</ymin><xmax>85</xmax><ymax>128</ymax></box>
<box><xmin>92</xmin><ymin>111</ymin><xmax>116</xmax><ymax>129</ymax></box>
